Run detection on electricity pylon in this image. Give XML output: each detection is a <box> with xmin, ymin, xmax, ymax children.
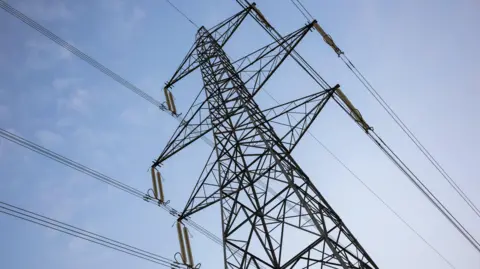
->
<box><xmin>153</xmin><ymin>4</ymin><xmax>378</xmax><ymax>269</ymax></box>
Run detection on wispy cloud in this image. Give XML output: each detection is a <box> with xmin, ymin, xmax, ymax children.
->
<box><xmin>125</xmin><ymin>6</ymin><xmax>146</xmax><ymax>31</ymax></box>
<box><xmin>102</xmin><ymin>0</ymin><xmax>147</xmax><ymax>39</ymax></box>
<box><xmin>71</xmin><ymin>126</ymin><xmax>122</xmax><ymax>150</ymax></box>
<box><xmin>35</xmin><ymin>129</ymin><xmax>65</xmax><ymax>148</ymax></box>
<box><xmin>57</xmin><ymin>88</ymin><xmax>90</xmax><ymax>115</ymax></box>
<box><xmin>35</xmin><ymin>177</ymin><xmax>81</xmax><ymax>227</ymax></box>
<box><xmin>17</xmin><ymin>0</ymin><xmax>73</xmax><ymax>22</ymax></box>
<box><xmin>51</xmin><ymin>76</ymin><xmax>95</xmax><ymax>120</ymax></box>
<box><xmin>52</xmin><ymin>77</ymin><xmax>83</xmax><ymax>91</ymax></box>
<box><xmin>24</xmin><ymin>38</ymin><xmax>73</xmax><ymax>70</ymax></box>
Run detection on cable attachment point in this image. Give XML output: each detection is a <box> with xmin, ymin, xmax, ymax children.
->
<box><xmin>334</xmin><ymin>86</ymin><xmax>372</xmax><ymax>133</ymax></box>
<box><xmin>251</xmin><ymin>3</ymin><xmax>272</xmax><ymax>29</ymax></box>
<box><xmin>144</xmin><ymin>189</ymin><xmax>155</xmax><ymax>201</ymax></box>
<box><xmin>159</xmin><ymin>200</ymin><xmax>171</xmax><ymax>206</ymax></box>
<box><xmin>173</xmin><ymin>252</ymin><xmax>182</xmax><ymax>263</ymax></box>
<box><xmin>312</xmin><ymin>21</ymin><xmax>343</xmax><ymax>56</ymax></box>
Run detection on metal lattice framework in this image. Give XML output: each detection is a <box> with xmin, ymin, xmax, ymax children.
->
<box><xmin>153</xmin><ymin>5</ymin><xmax>379</xmax><ymax>269</ymax></box>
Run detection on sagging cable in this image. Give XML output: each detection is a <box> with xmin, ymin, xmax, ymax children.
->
<box><xmin>333</xmin><ymin>87</ymin><xmax>480</xmax><ymax>253</ymax></box>
<box><xmin>312</xmin><ymin>21</ymin><xmax>343</xmax><ymax>56</ymax></box>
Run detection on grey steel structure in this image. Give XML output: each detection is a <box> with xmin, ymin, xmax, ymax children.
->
<box><xmin>153</xmin><ymin>5</ymin><xmax>378</xmax><ymax>269</ymax></box>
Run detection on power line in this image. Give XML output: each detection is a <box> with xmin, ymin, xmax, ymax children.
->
<box><xmin>0</xmin><ymin>0</ymin><xmax>214</xmax><ymax>147</ymax></box>
<box><xmin>0</xmin><ymin>0</ymin><xmax>164</xmax><ymax>109</ymax></box>
<box><xmin>289</xmin><ymin>0</ymin><xmax>310</xmax><ymax>22</ymax></box>
<box><xmin>170</xmin><ymin>0</ymin><xmax>457</xmax><ymax>265</ymax></box>
<box><xmin>164</xmin><ymin>0</ymin><xmax>199</xmax><ymax>28</ymax></box>
<box><xmin>0</xmin><ymin>201</ymin><xmax>188</xmax><ymax>269</ymax></box>
<box><xmin>308</xmin><ymin>132</ymin><xmax>456</xmax><ymax>269</ymax></box>
<box><xmin>0</xmin><ymin>128</ymin><xmax>222</xmax><ymax>246</ymax></box>
<box><xmin>287</xmin><ymin>0</ymin><xmax>480</xmax><ymax>259</ymax></box>
<box><xmin>333</xmin><ymin>97</ymin><xmax>480</xmax><ymax>253</ymax></box>
<box><xmin>0</xmin><ymin>0</ymin><xmax>222</xmax><ymax>254</ymax></box>
<box><xmin>368</xmin><ymin>131</ymin><xmax>480</xmax><ymax>251</ymax></box>
<box><xmin>341</xmin><ymin>55</ymin><xmax>480</xmax><ymax>219</ymax></box>
<box><xmin>234</xmin><ymin>0</ymin><xmax>462</xmax><ymax>265</ymax></box>
<box><xmin>3</xmin><ymin>0</ymin><xmax>457</xmax><ymax>265</ymax></box>
<box><xmin>0</xmin><ymin>0</ymin><xmax>463</xmax><ymax>266</ymax></box>
<box><xmin>295</xmin><ymin>0</ymin><xmax>314</xmax><ymax>21</ymax></box>
<box><xmin>266</xmin><ymin>92</ymin><xmax>457</xmax><ymax>268</ymax></box>
<box><xmin>240</xmin><ymin>0</ymin><xmax>469</xmax><ymax>266</ymax></box>
<box><xmin>289</xmin><ymin>0</ymin><xmax>480</xmax><ymax>221</ymax></box>
<box><xmin>163</xmin><ymin>0</ymin><xmax>332</xmax><ymax>92</ymax></box>
<box><xmin>0</xmin><ymin>2</ymin><xmax>322</xmax><ymax>248</ymax></box>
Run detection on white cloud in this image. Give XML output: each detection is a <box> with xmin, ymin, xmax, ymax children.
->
<box><xmin>57</xmin><ymin>88</ymin><xmax>90</xmax><ymax>114</ymax></box>
<box><xmin>102</xmin><ymin>0</ymin><xmax>147</xmax><ymax>38</ymax></box>
<box><xmin>52</xmin><ymin>77</ymin><xmax>83</xmax><ymax>91</ymax></box>
<box><xmin>35</xmin><ymin>129</ymin><xmax>64</xmax><ymax>148</ymax></box>
<box><xmin>118</xmin><ymin>5</ymin><xmax>146</xmax><ymax>35</ymax></box>
<box><xmin>24</xmin><ymin>38</ymin><xmax>72</xmax><ymax>70</ymax></box>
<box><xmin>58</xmin><ymin>45</ymin><xmax>74</xmax><ymax>61</ymax></box>
<box><xmin>68</xmin><ymin>89</ymin><xmax>88</xmax><ymax>112</ymax></box>
<box><xmin>128</xmin><ymin>6</ymin><xmax>146</xmax><ymax>29</ymax></box>
<box><xmin>52</xmin><ymin>77</ymin><xmax>92</xmax><ymax>117</ymax></box>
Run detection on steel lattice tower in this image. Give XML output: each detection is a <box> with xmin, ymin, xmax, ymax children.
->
<box><xmin>153</xmin><ymin>5</ymin><xmax>379</xmax><ymax>269</ymax></box>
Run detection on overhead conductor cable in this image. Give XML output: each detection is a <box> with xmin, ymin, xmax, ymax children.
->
<box><xmin>0</xmin><ymin>128</ymin><xmax>222</xmax><ymax>250</ymax></box>
<box><xmin>0</xmin><ymin>1</ymin><xmax>464</xmax><ymax>266</ymax></box>
<box><xmin>0</xmin><ymin>201</ymin><xmax>187</xmax><ymax>269</ymax></box>
<box><xmin>299</xmin><ymin>0</ymin><xmax>480</xmax><ymax>221</ymax></box>
<box><xmin>332</xmin><ymin>90</ymin><xmax>480</xmax><ymax>253</ymax></box>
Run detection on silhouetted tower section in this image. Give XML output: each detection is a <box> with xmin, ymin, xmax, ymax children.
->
<box><xmin>153</xmin><ymin>4</ymin><xmax>379</xmax><ymax>269</ymax></box>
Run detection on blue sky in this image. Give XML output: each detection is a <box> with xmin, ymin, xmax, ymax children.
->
<box><xmin>0</xmin><ymin>0</ymin><xmax>479</xmax><ymax>268</ymax></box>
